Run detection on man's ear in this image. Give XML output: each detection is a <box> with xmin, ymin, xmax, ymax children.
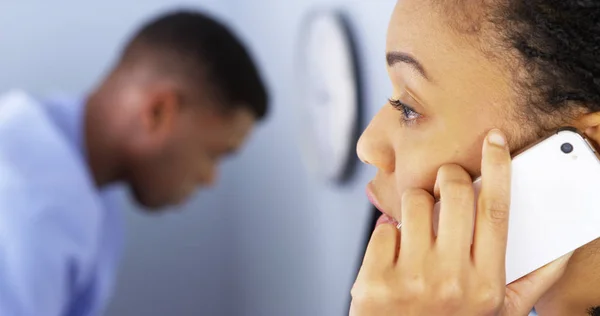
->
<box><xmin>140</xmin><ymin>83</ymin><xmax>181</xmax><ymax>138</ymax></box>
<box><xmin>573</xmin><ymin>111</ymin><xmax>600</xmax><ymax>145</ymax></box>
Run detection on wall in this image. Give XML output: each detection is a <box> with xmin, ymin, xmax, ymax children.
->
<box><xmin>224</xmin><ymin>1</ymin><xmax>395</xmax><ymax>315</ymax></box>
<box><xmin>0</xmin><ymin>1</ymin><xmax>236</xmax><ymax>316</ymax></box>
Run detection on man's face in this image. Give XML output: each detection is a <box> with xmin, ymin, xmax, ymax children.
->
<box><xmin>127</xmin><ymin>97</ymin><xmax>255</xmax><ymax>210</ymax></box>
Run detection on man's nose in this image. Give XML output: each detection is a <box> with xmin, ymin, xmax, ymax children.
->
<box><xmin>198</xmin><ymin>167</ymin><xmax>218</xmax><ymax>187</ymax></box>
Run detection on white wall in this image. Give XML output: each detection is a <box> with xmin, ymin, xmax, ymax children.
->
<box><xmin>223</xmin><ymin>1</ymin><xmax>395</xmax><ymax>315</ymax></box>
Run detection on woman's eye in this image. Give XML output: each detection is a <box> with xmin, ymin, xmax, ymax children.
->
<box><xmin>389</xmin><ymin>98</ymin><xmax>421</xmax><ymax>124</ymax></box>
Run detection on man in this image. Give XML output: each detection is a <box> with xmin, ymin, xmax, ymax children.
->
<box><xmin>0</xmin><ymin>10</ymin><xmax>268</xmax><ymax>316</ymax></box>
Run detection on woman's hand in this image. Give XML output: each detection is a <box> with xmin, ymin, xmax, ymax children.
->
<box><xmin>350</xmin><ymin>129</ymin><xmax>573</xmax><ymax>316</ymax></box>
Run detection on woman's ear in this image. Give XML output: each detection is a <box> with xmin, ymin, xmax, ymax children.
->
<box><xmin>574</xmin><ymin>112</ymin><xmax>600</xmax><ymax>144</ymax></box>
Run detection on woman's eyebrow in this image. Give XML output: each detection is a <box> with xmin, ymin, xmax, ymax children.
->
<box><xmin>386</xmin><ymin>51</ymin><xmax>430</xmax><ymax>81</ymax></box>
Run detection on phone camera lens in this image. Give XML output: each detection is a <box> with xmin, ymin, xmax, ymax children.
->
<box><xmin>561</xmin><ymin>143</ymin><xmax>574</xmax><ymax>154</ymax></box>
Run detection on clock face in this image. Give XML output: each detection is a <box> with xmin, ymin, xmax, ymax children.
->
<box><xmin>297</xmin><ymin>11</ymin><xmax>361</xmax><ymax>184</ymax></box>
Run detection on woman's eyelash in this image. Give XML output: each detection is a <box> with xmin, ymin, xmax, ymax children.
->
<box><xmin>388</xmin><ymin>98</ymin><xmax>421</xmax><ymax>124</ymax></box>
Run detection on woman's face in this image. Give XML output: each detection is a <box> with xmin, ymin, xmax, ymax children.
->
<box><xmin>358</xmin><ymin>0</ymin><xmax>600</xmax><ymax>313</ymax></box>
<box><xmin>358</xmin><ymin>0</ymin><xmax>536</xmax><ymax>216</ymax></box>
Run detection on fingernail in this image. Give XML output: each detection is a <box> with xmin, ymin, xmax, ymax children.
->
<box><xmin>487</xmin><ymin>129</ymin><xmax>506</xmax><ymax>147</ymax></box>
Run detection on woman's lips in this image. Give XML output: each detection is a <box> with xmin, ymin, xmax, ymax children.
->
<box><xmin>376</xmin><ymin>213</ymin><xmax>399</xmax><ymax>227</ymax></box>
<box><xmin>367</xmin><ymin>182</ymin><xmax>401</xmax><ymax>227</ymax></box>
<box><xmin>366</xmin><ymin>182</ymin><xmax>384</xmax><ymax>213</ymax></box>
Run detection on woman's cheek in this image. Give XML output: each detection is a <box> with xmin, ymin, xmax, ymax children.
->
<box><xmin>394</xmin><ymin>160</ymin><xmax>439</xmax><ymax>194</ymax></box>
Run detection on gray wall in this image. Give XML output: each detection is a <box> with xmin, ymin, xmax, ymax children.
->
<box><xmin>0</xmin><ymin>0</ymin><xmax>396</xmax><ymax>315</ymax></box>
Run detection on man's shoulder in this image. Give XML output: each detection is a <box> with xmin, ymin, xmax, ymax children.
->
<box><xmin>0</xmin><ymin>90</ymin><xmax>92</xmax><ymax>188</ymax></box>
<box><xmin>0</xmin><ymin>90</ymin><xmax>103</xmax><ymax>235</ymax></box>
<box><xmin>0</xmin><ymin>90</ymin><xmax>73</xmax><ymax>150</ymax></box>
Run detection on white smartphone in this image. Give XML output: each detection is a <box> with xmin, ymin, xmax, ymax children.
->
<box><xmin>433</xmin><ymin>127</ymin><xmax>600</xmax><ymax>284</ymax></box>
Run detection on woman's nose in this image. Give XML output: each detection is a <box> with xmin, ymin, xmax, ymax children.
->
<box><xmin>356</xmin><ymin>112</ymin><xmax>395</xmax><ymax>173</ymax></box>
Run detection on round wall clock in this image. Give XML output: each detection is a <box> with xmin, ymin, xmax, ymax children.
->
<box><xmin>296</xmin><ymin>9</ymin><xmax>362</xmax><ymax>184</ymax></box>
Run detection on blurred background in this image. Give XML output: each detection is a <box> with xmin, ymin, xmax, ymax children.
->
<box><xmin>0</xmin><ymin>1</ymin><xmax>394</xmax><ymax>315</ymax></box>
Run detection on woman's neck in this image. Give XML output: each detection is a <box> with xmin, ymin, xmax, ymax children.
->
<box><xmin>535</xmin><ymin>238</ymin><xmax>600</xmax><ymax>315</ymax></box>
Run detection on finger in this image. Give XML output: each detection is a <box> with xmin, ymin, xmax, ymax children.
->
<box><xmin>433</xmin><ymin>174</ymin><xmax>440</xmax><ymax>200</ymax></box>
<box><xmin>436</xmin><ymin>164</ymin><xmax>476</xmax><ymax>256</ymax></box>
<box><xmin>361</xmin><ymin>223</ymin><xmax>401</xmax><ymax>271</ymax></box>
<box><xmin>400</xmin><ymin>188</ymin><xmax>435</xmax><ymax>258</ymax></box>
<box><xmin>501</xmin><ymin>252</ymin><xmax>574</xmax><ymax>316</ymax></box>
<box><xmin>473</xmin><ymin>129</ymin><xmax>512</xmax><ymax>274</ymax></box>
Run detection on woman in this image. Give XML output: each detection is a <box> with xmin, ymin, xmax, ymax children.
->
<box><xmin>351</xmin><ymin>0</ymin><xmax>600</xmax><ymax>315</ymax></box>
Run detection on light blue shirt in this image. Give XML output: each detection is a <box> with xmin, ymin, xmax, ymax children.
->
<box><xmin>0</xmin><ymin>90</ymin><xmax>125</xmax><ymax>316</ymax></box>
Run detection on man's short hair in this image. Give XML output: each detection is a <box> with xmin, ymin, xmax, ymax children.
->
<box><xmin>121</xmin><ymin>10</ymin><xmax>268</xmax><ymax>119</ymax></box>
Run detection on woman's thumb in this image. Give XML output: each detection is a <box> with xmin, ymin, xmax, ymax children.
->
<box><xmin>501</xmin><ymin>252</ymin><xmax>574</xmax><ymax>316</ymax></box>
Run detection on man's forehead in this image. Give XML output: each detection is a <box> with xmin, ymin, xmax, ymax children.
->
<box><xmin>204</xmin><ymin>107</ymin><xmax>255</xmax><ymax>145</ymax></box>
<box><xmin>225</xmin><ymin>107</ymin><xmax>255</xmax><ymax>134</ymax></box>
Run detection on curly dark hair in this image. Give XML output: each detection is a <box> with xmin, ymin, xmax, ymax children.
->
<box><xmin>435</xmin><ymin>0</ymin><xmax>600</xmax><ymax>128</ymax></box>
<box><xmin>498</xmin><ymin>0</ymin><xmax>600</xmax><ymax>122</ymax></box>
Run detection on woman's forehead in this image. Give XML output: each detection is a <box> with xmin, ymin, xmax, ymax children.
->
<box><xmin>387</xmin><ymin>1</ymin><xmax>507</xmax><ymax>88</ymax></box>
